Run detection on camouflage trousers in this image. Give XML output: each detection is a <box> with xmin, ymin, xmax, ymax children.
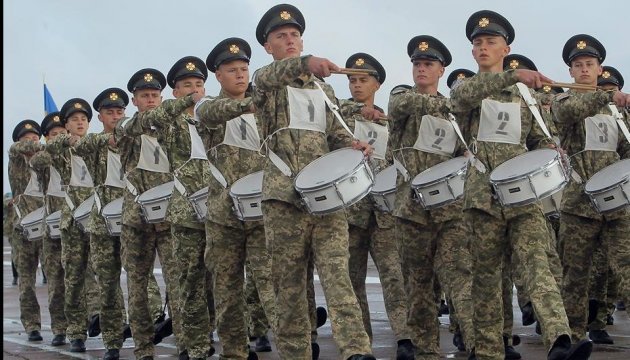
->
<box><xmin>348</xmin><ymin>214</ymin><xmax>408</xmax><ymax>343</ymax></box>
<box><xmin>14</xmin><ymin>227</ymin><xmax>43</xmax><ymax>332</ymax></box>
<box><xmin>121</xmin><ymin>223</ymin><xmax>182</xmax><ymax>359</ymax></box>
<box><xmin>60</xmin><ymin>222</ymin><xmax>100</xmax><ymax>341</ymax></box>
<box><xmin>172</xmin><ymin>225</ymin><xmax>212</xmax><ymax>358</ymax></box>
<box><xmin>559</xmin><ymin>212</ymin><xmax>630</xmax><ymax>342</ymax></box>
<box><xmin>588</xmin><ymin>241</ymin><xmax>620</xmax><ymax>331</ymax></box>
<box><xmin>119</xmin><ymin>242</ymin><xmax>164</xmax><ymax>323</ymax></box>
<box><xmin>41</xmin><ymin>233</ymin><xmax>67</xmax><ymax>336</ymax></box>
<box><xmin>90</xmin><ymin>232</ymin><xmax>126</xmax><ymax>349</ymax></box>
<box><xmin>466</xmin><ymin>208</ymin><xmax>570</xmax><ymax>360</ymax></box>
<box><xmin>245</xmin><ymin>263</ymin><xmax>271</xmax><ymax>338</ymax></box>
<box><xmin>307</xmin><ymin>251</ymin><xmax>320</xmax><ymax>342</ymax></box>
<box><xmin>262</xmin><ymin>200</ymin><xmax>371</xmax><ymax>360</ymax></box>
<box><xmin>206</xmin><ymin>220</ymin><xmax>274</xmax><ymax>359</ymax></box>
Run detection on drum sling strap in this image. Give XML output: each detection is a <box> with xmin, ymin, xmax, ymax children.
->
<box><xmin>609</xmin><ymin>104</ymin><xmax>630</xmax><ymax>145</ymax></box>
<box><xmin>447</xmin><ymin>113</ymin><xmax>486</xmax><ymax>173</ymax></box>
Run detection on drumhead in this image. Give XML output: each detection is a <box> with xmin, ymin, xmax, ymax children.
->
<box><xmin>45</xmin><ymin>210</ymin><xmax>61</xmax><ymax>223</ymax></box>
<box><xmin>585</xmin><ymin>159</ymin><xmax>630</xmax><ymax>192</ymax></box>
<box><xmin>490</xmin><ymin>149</ymin><xmax>558</xmax><ymax>181</ymax></box>
<box><xmin>230</xmin><ymin>171</ymin><xmax>263</xmax><ymax>196</ymax></box>
<box><xmin>412</xmin><ymin>157</ymin><xmax>468</xmax><ymax>186</ymax></box>
<box><xmin>21</xmin><ymin>206</ymin><xmax>45</xmax><ymax>224</ymax></box>
<box><xmin>295</xmin><ymin>148</ymin><xmax>364</xmax><ymax>190</ymax></box>
<box><xmin>102</xmin><ymin>197</ymin><xmax>124</xmax><ymax>216</ymax></box>
<box><xmin>372</xmin><ymin>165</ymin><xmax>397</xmax><ymax>193</ymax></box>
<box><xmin>137</xmin><ymin>181</ymin><xmax>175</xmax><ymax>201</ymax></box>
<box><xmin>74</xmin><ymin>194</ymin><xmax>95</xmax><ymax>216</ymax></box>
<box><xmin>190</xmin><ymin>186</ymin><xmax>209</xmax><ymax>199</ymax></box>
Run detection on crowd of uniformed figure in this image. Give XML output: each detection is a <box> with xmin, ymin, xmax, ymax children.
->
<box><xmin>5</xmin><ymin>4</ymin><xmax>630</xmax><ymax>360</ymax></box>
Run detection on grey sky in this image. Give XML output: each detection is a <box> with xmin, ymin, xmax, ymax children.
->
<box><xmin>3</xmin><ymin>0</ymin><xmax>629</xmax><ymax>194</ymax></box>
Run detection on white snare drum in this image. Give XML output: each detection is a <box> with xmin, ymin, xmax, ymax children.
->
<box><xmin>101</xmin><ymin>197</ymin><xmax>123</xmax><ymax>236</ymax></box>
<box><xmin>294</xmin><ymin>148</ymin><xmax>374</xmax><ymax>215</ymax></box>
<box><xmin>370</xmin><ymin>165</ymin><xmax>397</xmax><ymax>212</ymax></box>
<box><xmin>188</xmin><ymin>186</ymin><xmax>209</xmax><ymax>221</ymax></box>
<box><xmin>584</xmin><ymin>159</ymin><xmax>630</xmax><ymax>214</ymax></box>
<box><xmin>136</xmin><ymin>181</ymin><xmax>174</xmax><ymax>223</ymax></box>
<box><xmin>20</xmin><ymin>206</ymin><xmax>45</xmax><ymax>241</ymax></box>
<box><xmin>541</xmin><ymin>190</ymin><xmax>563</xmax><ymax>218</ymax></box>
<box><xmin>73</xmin><ymin>194</ymin><xmax>95</xmax><ymax>232</ymax></box>
<box><xmin>45</xmin><ymin>210</ymin><xmax>61</xmax><ymax>239</ymax></box>
<box><xmin>411</xmin><ymin>156</ymin><xmax>468</xmax><ymax>209</ymax></box>
<box><xmin>229</xmin><ymin>171</ymin><xmax>263</xmax><ymax>221</ymax></box>
<box><xmin>490</xmin><ymin>149</ymin><xmax>568</xmax><ymax>207</ymax></box>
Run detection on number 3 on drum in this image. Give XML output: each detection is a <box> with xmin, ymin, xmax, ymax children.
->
<box><xmin>496</xmin><ymin>111</ymin><xmax>509</xmax><ymax>136</ymax></box>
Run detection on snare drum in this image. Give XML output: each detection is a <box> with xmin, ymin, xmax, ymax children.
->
<box><xmin>489</xmin><ymin>149</ymin><xmax>568</xmax><ymax>207</ymax></box>
<box><xmin>370</xmin><ymin>165</ymin><xmax>397</xmax><ymax>212</ymax></box>
<box><xmin>101</xmin><ymin>197</ymin><xmax>123</xmax><ymax>236</ymax></box>
<box><xmin>294</xmin><ymin>148</ymin><xmax>374</xmax><ymax>215</ymax></box>
<box><xmin>229</xmin><ymin>171</ymin><xmax>263</xmax><ymax>221</ymax></box>
<box><xmin>73</xmin><ymin>194</ymin><xmax>95</xmax><ymax>232</ymax></box>
<box><xmin>188</xmin><ymin>186</ymin><xmax>209</xmax><ymax>221</ymax></box>
<box><xmin>45</xmin><ymin>210</ymin><xmax>61</xmax><ymax>239</ymax></box>
<box><xmin>20</xmin><ymin>206</ymin><xmax>45</xmax><ymax>241</ymax></box>
<box><xmin>136</xmin><ymin>181</ymin><xmax>174</xmax><ymax>223</ymax></box>
<box><xmin>411</xmin><ymin>157</ymin><xmax>468</xmax><ymax>209</ymax></box>
<box><xmin>541</xmin><ymin>190</ymin><xmax>563</xmax><ymax>218</ymax></box>
<box><xmin>584</xmin><ymin>159</ymin><xmax>630</xmax><ymax>214</ymax></box>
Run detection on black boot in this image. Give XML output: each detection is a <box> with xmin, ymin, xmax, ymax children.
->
<box><xmin>347</xmin><ymin>355</ymin><xmax>377</xmax><ymax>360</ymax></box>
<box><xmin>311</xmin><ymin>342</ymin><xmax>320</xmax><ymax>360</ymax></box>
<box><xmin>255</xmin><ymin>335</ymin><xmax>272</xmax><ymax>352</ymax></box>
<box><xmin>178</xmin><ymin>349</ymin><xmax>189</xmax><ymax>360</ymax></box>
<box><xmin>316</xmin><ymin>306</ymin><xmax>328</xmax><ymax>328</ymax></box>
<box><xmin>122</xmin><ymin>323</ymin><xmax>132</xmax><ymax>340</ymax></box>
<box><xmin>247</xmin><ymin>350</ymin><xmax>259</xmax><ymax>360</ymax></box>
<box><xmin>589</xmin><ymin>329</ymin><xmax>614</xmax><ymax>344</ymax></box>
<box><xmin>51</xmin><ymin>334</ymin><xmax>66</xmax><ymax>346</ymax></box>
<box><xmin>453</xmin><ymin>331</ymin><xmax>466</xmax><ymax>352</ymax></box>
<box><xmin>587</xmin><ymin>299</ymin><xmax>598</xmax><ymax>325</ymax></box>
<box><xmin>503</xmin><ymin>335</ymin><xmax>522</xmax><ymax>360</ymax></box>
<box><xmin>535</xmin><ymin>321</ymin><xmax>542</xmax><ymax>335</ymax></box>
<box><xmin>27</xmin><ymin>330</ymin><xmax>43</xmax><ymax>341</ymax></box>
<box><xmin>548</xmin><ymin>335</ymin><xmax>592</xmax><ymax>360</ymax></box>
<box><xmin>70</xmin><ymin>338</ymin><xmax>86</xmax><ymax>353</ymax></box>
<box><xmin>396</xmin><ymin>339</ymin><xmax>415</xmax><ymax>359</ymax></box>
<box><xmin>88</xmin><ymin>314</ymin><xmax>101</xmax><ymax>337</ymax></box>
<box><xmin>153</xmin><ymin>318</ymin><xmax>173</xmax><ymax>344</ymax></box>
<box><xmin>606</xmin><ymin>313</ymin><xmax>614</xmax><ymax>325</ymax></box>
<box><xmin>103</xmin><ymin>349</ymin><xmax>120</xmax><ymax>360</ymax></box>
<box><xmin>439</xmin><ymin>299</ymin><xmax>450</xmax><ymax>315</ymax></box>
<box><xmin>521</xmin><ymin>302</ymin><xmax>536</xmax><ymax>326</ymax></box>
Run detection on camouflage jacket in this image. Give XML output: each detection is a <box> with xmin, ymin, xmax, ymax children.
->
<box><xmin>388</xmin><ymin>87</ymin><xmax>464</xmax><ymax>225</ymax></box>
<box><xmin>196</xmin><ymin>91</ymin><xmax>265</xmax><ymax>229</ymax></box>
<box><xmin>8</xmin><ymin>141</ymin><xmax>45</xmax><ymax>227</ymax></box>
<box><xmin>45</xmin><ymin>134</ymin><xmax>94</xmax><ymax>230</ymax></box>
<box><xmin>450</xmin><ymin>70</ymin><xmax>554</xmax><ymax>219</ymax></box>
<box><xmin>252</xmin><ymin>55</ymin><xmax>354</xmax><ymax>208</ymax></box>
<box><xmin>552</xmin><ymin>89</ymin><xmax>630</xmax><ymax>220</ymax></box>
<box><xmin>114</xmin><ymin>97</ymin><xmax>193</xmax><ymax>227</ymax></box>
<box><xmin>73</xmin><ymin>132</ymin><xmax>124</xmax><ymax>235</ymax></box>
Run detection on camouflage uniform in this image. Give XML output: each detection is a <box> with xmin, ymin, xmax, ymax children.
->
<box><xmin>8</xmin><ymin>140</ymin><xmax>45</xmax><ymax>335</ymax></box>
<box><xmin>197</xmin><ymin>92</ymin><xmax>275</xmax><ymax>359</ymax></box>
<box><xmin>115</xmin><ymin>98</ymin><xmax>190</xmax><ymax>359</ymax></box>
<box><xmin>388</xmin><ymin>86</ymin><xmax>475</xmax><ymax>357</ymax></box>
<box><xmin>252</xmin><ymin>55</ymin><xmax>372</xmax><ymax>359</ymax></box>
<box><xmin>552</xmin><ymin>89</ymin><xmax>630</xmax><ymax>342</ymax></box>
<box><xmin>450</xmin><ymin>70</ymin><xmax>571</xmax><ymax>358</ymax></box>
<box><xmin>340</xmin><ymin>101</ymin><xmax>409</xmax><ymax>343</ymax></box>
<box><xmin>245</xmin><ymin>263</ymin><xmax>271</xmax><ymax>339</ymax></box>
<box><xmin>45</xmin><ymin>134</ymin><xmax>101</xmax><ymax>343</ymax></box>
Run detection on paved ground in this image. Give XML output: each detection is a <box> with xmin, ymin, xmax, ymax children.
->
<box><xmin>3</xmin><ymin>235</ymin><xmax>630</xmax><ymax>359</ymax></box>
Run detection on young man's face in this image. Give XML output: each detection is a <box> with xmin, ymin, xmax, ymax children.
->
<box><xmin>132</xmin><ymin>89</ymin><xmax>162</xmax><ymax>112</ymax></box>
<box><xmin>472</xmin><ymin>35</ymin><xmax>510</xmax><ymax>69</ymax></box>
<box><xmin>64</xmin><ymin>112</ymin><xmax>89</xmax><ymax>137</ymax></box>
<box><xmin>348</xmin><ymin>74</ymin><xmax>380</xmax><ymax>103</ymax></box>
<box><xmin>46</xmin><ymin>126</ymin><xmax>68</xmax><ymax>142</ymax></box>
<box><xmin>98</xmin><ymin>107</ymin><xmax>125</xmax><ymax>132</ymax></box>
<box><xmin>173</xmin><ymin>76</ymin><xmax>206</xmax><ymax>99</ymax></box>
<box><xmin>264</xmin><ymin>25</ymin><xmax>304</xmax><ymax>60</ymax></box>
<box><xmin>412</xmin><ymin>59</ymin><xmax>445</xmax><ymax>88</ymax></box>
<box><xmin>569</xmin><ymin>56</ymin><xmax>602</xmax><ymax>85</ymax></box>
<box><xmin>216</xmin><ymin>59</ymin><xmax>249</xmax><ymax>97</ymax></box>
<box><xmin>19</xmin><ymin>132</ymin><xmax>40</xmax><ymax>143</ymax></box>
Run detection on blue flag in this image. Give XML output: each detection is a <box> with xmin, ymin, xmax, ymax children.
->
<box><xmin>44</xmin><ymin>84</ymin><xmax>58</xmax><ymax>115</ymax></box>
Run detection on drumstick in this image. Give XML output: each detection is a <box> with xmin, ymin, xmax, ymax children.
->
<box><xmin>542</xmin><ymin>82</ymin><xmax>599</xmax><ymax>91</ymax></box>
<box><xmin>332</xmin><ymin>68</ymin><xmax>379</xmax><ymax>76</ymax></box>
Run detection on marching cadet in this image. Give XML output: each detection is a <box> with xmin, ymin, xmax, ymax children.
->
<box><xmin>552</xmin><ymin>35</ymin><xmax>630</xmax><ymax>345</ymax></box>
<box><xmin>382</xmin><ymin>35</ymin><xmax>475</xmax><ymax>359</ymax></box>
<box><xmin>450</xmin><ymin>10</ymin><xmax>593</xmax><ymax>360</ymax></box>
<box><xmin>30</xmin><ymin>112</ymin><xmax>68</xmax><ymax>346</ymax></box>
<box><xmin>44</xmin><ymin>99</ymin><xmax>101</xmax><ymax>353</ymax></box>
<box><xmin>114</xmin><ymin>68</ymin><xmax>188</xmax><ymax>360</ymax></box>
<box><xmin>196</xmin><ymin>37</ymin><xmax>274</xmax><ymax>360</ymax></box>
<box><xmin>252</xmin><ymin>3</ymin><xmax>375</xmax><ymax>359</ymax></box>
<box><xmin>341</xmin><ymin>52</ymin><xmax>414</xmax><ymax>359</ymax></box>
<box><xmin>447</xmin><ymin>69</ymin><xmax>475</xmax><ymax>91</ymax></box>
<box><xmin>158</xmin><ymin>56</ymin><xmax>215</xmax><ymax>360</ymax></box>
<box><xmin>8</xmin><ymin>120</ymin><xmax>46</xmax><ymax>342</ymax></box>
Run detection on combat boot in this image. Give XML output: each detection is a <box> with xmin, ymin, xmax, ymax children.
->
<box><xmin>589</xmin><ymin>329</ymin><xmax>613</xmax><ymax>344</ymax></box>
<box><xmin>453</xmin><ymin>331</ymin><xmax>466</xmax><ymax>352</ymax></box>
<box><xmin>88</xmin><ymin>314</ymin><xmax>101</xmax><ymax>337</ymax></box>
<box><xmin>521</xmin><ymin>302</ymin><xmax>536</xmax><ymax>326</ymax></box>
<box><xmin>503</xmin><ymin>335</ymin><xmax>521</xmax><ymax>360</ymax></box>
<box><xmin>396</xmin><ymin>339</ymin><xmax>415</xmax><ymax>359</ymax></box>
<box><xmin>51</xmin><ymin>333</ymin><xmax>66</xmax><ymax>346</ymax></box>
<box><xmin>316</xmin><ymin>306</ymin><xmax>328</xmax><ymax>328</ymax></box>
<box><xmin>255</xmin><ymin>335</ymin><xmax>272</xmax><ymax>352</ymax></box>
<box><xmin>103</xmin><ymin>349</ymin><xmax>120</xmax><ymax>360</ymax></box>
<box><xmin>153</xmin><ymin>317</ymin><xmax>173</xmax><ymax>344</ymax></box>
<box><xmin>347</xmin><ymin>355</ymin><xmax>377</xmax><ymax>360</ymax></box>
<box><xmin>311</xmin><ymin>342</ymin><xmax>320</xmax><ymax>360</ymax></box>
<box><xmin>70</xmin><ymin>338</ymin><xmax>86</xmax><ymax>352</ymax></box>
<box><xmin>247</xmin><ymin>350</ymin><xmax>259</xmax><ymax>359</ymax></box>
<box><xmin>122</xmin><ymin>323</ymin><xmax>132</xmax><ymax>340</ymax></box>
<box><xmin>27</xmin><ymin>330</ymin><xmax>43</xmax><ymax>341</ymax></box>
<box><xmin>547</xmin><ymin>335</ymin><xmax>592</xmax><ymax>360</ymax></box>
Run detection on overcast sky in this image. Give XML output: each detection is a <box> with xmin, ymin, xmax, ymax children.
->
<box><xmin>3</xmin><ymin>0</ymin><xmax>629</xmax><ymax>194</ymax></box>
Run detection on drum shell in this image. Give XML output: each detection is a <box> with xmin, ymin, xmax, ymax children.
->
<box><xmin>411</xmin><ymin>157</ymin><xmax>468</xmax><ymax>209</ymax></box>
<box><xmin>73</xmin><ymin>195</ymin><xmax>95</xmax><ymax>233</ymax></box>
<box><xmin>371</xmin><ymin>190</ymin><xmax>396</xmax><ymax>213</ymax></box>
<box><xmin>20</xmin><ymin>207</ymin><xmax>45</xmax><ymax>241</ymax></box>
<box><xmin>45</xmin><ymin>210</ymin><xmax>62</xmax><ymax>239</ymax></box>
<box><xmin>101</xmin><ymin>197</ymin><xmax>123</xmax><ymax>236</ymax></box>
<box><xmin>136</xmin><ymin>182</ymin><xmax>174</xmax><ymax>223</ymax></box>
<box><xmin>229</xmin><ymin>171</ymin><xmax>263</xmax><ymax>221</ymax></box>
<box><xmin>188</xmin><ymin>187</ymin><xmax>209</xmax><ymax>222</ymax></box>
<box><xmin>370</xmin><ymin>165</ymin><xmax>397</xmax><ymax>213</ymax></box>
<box><xmin>540</xmin><ymin>190</ymin><xmax>563</xmax><ymax>218</ymax></box>
<box><xmin>584</xmin><ymin>159</ymin><xmax>630</xmax><ymax>214</ymax></box>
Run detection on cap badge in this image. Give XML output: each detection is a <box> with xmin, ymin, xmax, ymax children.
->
<box><xmin>602</xmin><ymin>71</ymin><xmax>610</xmax><ymax>79</ymax></box>
<box><xmin>457</xmin><ymin>73</ymin><xmax>466</xmax><ymax>80</ymax></box>
<box><xmin>186</xmin><ymin>62</ymin><xmax>196</xmax><ymax>71</ymax></box>
<box><xmin>144</xmin><ymin>73</ymin><xmax>153</xmax><ymax>82</ymax></box>
<box><xmin>355</xmin><ymin>58</ymin><xmax>365</xmax><ymax>66</ymax></box>
<box><xmin>109</xmin><ymin>93</ymin><xmax>119</xmax><ymax>101</ymax></box>
<box><xmin>509</xmin><ymin>60</ymin><xmax>519</xmax><ymax>69</ymax></box>
<box><xmin>577</xmin><ymin>40</ymin><xmax>587</xmax><ymax>50</ymax></box>
<box><xmin>229</xmin><ymin>44</ymin><xmax>240</xmax><ymax>54</ymax></box>
<box><xmin>25</xmin><ymin>123</ymin><xmax>33</xmax><ymax>129</ymax></box>
<box><xmin>74</xmin><ymin>103</ymin><xmax>82</xmax><ymax>109</ymax></box>
<box><xmin>53</xmin><ymin>116</ymin><xmax>60</xmax><ymax>122</ymax></box>
<box><xmin>543</xmin><ymin>85</ymin><xmax>552</xmax><ymax>93</ymax></box>
<box><xmin>479</xmin><ymin>17</ymin><xmax>490</xmax><ymax>27</ymax></box>
<box><xmin>280</xmin><ymin>11</ymin><xmax>291</xmax><ymax>20</ymax></box>
<box><xmin>419</xmin><ymin>42</ymin><xmax>429</xmax><ymax>51</ymax></box>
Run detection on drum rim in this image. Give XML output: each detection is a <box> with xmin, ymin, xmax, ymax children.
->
<box><xmin>20</xmin><ymin>206</ymin><xmax>46</xmax><ymax>223</ymax></box>
<box><xmin>489</xmin><ymin>149</ymin><xmax>560</xmax><ymax>182</ymax></box>
<box><xmin>585</xmin><ymin>177</ymin><xmax>630</xmax><ymax>195</ymax></box>
<box><xmin>412</xmin><ymin>156</ymin><xmax>468</xmax><ymax>187</ymax></box>
<box><xmin>294</xmin><ymin>148</ymin><xmax>366</xmax><ymax>190</ymax></box>
<box><xmin>136</xmin><ymin>181</ymin><xmax>175</xmax><ymax>201</ymax></box>
<box><xmin>371</xmin><ymin>165</ymin><xmax>398</xmax><ymax>193</ymax></box>
<box><xmin>102</xmin><ymin>197</ymin><xmax>124</xmax><ymax>214</ymax></box>
<box><xmin>412</xmin><ymin>166</ymin><xmax>467</xmax><ymax>189</ymax></box>
<box><xmin>229</xmin><ymin>171</ymin><xmax>263</xmax><ymax>197</ymax></box>
<box><xmin>584</xmin><ymin>159</ymin><xmax>630</xmax><ymax>192</ymax></box>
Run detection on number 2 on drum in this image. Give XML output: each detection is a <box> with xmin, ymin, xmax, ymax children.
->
<box><xmin>432</xmin><ymin>128</ymin><xmax>446</xmax><ymax>150</ymax></box>
<box><xmin>496</xmin><ymin>111</ymin><xmax>509</xmax><ymax>136</ymax></box>
<box><xmin>367</xmin><ymin>130</ymin><xmax>378</xmax><ymax>145</ymax></box>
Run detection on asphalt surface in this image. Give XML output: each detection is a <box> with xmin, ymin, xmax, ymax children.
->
<box><xmin>3</xmin><ymin>235</ymin><xmax>630</xmax><ymax>359</ymax></box>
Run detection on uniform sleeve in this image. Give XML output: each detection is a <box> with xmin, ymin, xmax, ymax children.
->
<box><xmin>29</xmin><ymin>150</ymin><xmax>52</xmax><ymax>170</ymax></box>
<box><xmin>389</xmin><ymin>91</ymin><xmax>429</xmax><ymax>137</ymax></box>
<box><xmin>338</xmin><ymin>99</ymin><xmax>364</xmax><ymax>118</ymax></box>
<box><xmin>134</xmin><ymin>96</ymin><xmax>196</xmax><ymax>130</ymax></box>
<box><xmin>252</xmin><ymin>56</ymin><xmax>312</xmax><ymax>91</ymax></box>
<box><xmin>551</xmin><ymin>90</ymin><xmax>615</xmax><ymax>125</ymax></box>
<box><xmin>9</xmin><ymin>141</ymin><xmax>44</xmax><ymax>158</ymax></box>
<box><xmin>450</xmin><ymin>70</ymin><xmax>519</xmax><ymax>113</ymax></box>
<box><xmin>197</xmin><ymin>96</ymin><xmax>252</xmax><ymax>126</ymax></box>
<box><xmin>73</xmin><ymin>133</ymin><xmax>109</xmax><ymax>157</ymax></box>
<box><xmin>44</xmin><ymin>134</ymin><xmax>71</xmax><ymax>155</ymax></box>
